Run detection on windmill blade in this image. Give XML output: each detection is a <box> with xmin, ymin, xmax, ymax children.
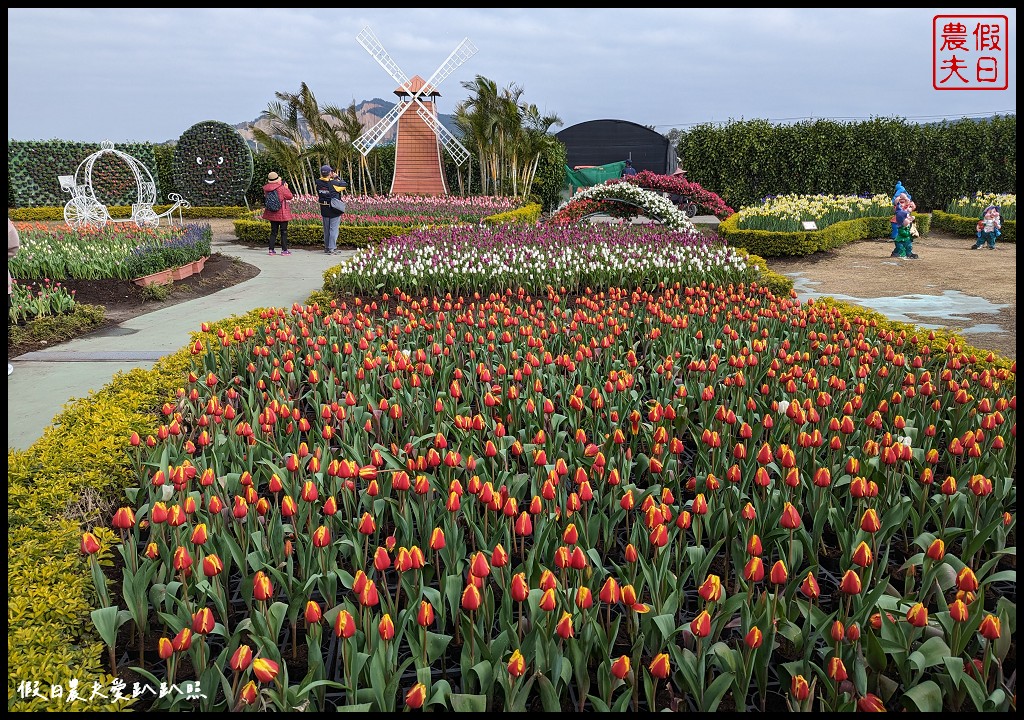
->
<box><xmin>356</xmin><ymin>26</ymin><xmax>414</xmax><ymax>94</ymax></box>
<box><xmin>415</xmin><ymin>102</ymin><xmax>471</xmax><ymax>166</ymax></box>
<box><xmin>353</xmin><ymin>102</ymin><xmax>409</xmax><ymax>156</ymax></box>
<box><xmin>420</xmin><ymin>37</ymin><xmax>478</xmax><ymax>94</ymax></box>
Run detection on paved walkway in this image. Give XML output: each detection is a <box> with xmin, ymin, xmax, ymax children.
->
<box><xmin>8</xmin><ymin>233</ymin><xmax>355</xmax><ymax>451</ymax></box>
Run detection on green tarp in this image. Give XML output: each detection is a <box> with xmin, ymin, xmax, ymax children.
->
<box><xmin>565</xmin><ymin>162</ymin><xmax>626</xmax><ymax>193</ymax></box>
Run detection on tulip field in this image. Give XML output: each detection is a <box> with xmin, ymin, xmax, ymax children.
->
<box><xmin>79</xmin><ymin>201</ymin><xmax>1016</xmax><ymax>713</ymax></box>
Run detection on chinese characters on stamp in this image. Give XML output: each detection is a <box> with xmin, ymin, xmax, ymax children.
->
<box><xmin>933</xmin><ymin>15</ymin><xmax>1009</xmax><ymax>90</ymax></box>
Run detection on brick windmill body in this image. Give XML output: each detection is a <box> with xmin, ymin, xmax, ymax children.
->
<box><xmin>354</xmin><ymin>27</ymin><xmax>477</xmax><ymax>196</ymax></box>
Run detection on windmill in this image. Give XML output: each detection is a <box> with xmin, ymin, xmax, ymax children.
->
<box><xmin>354</xmin><ymin>26</ymin><xmax>477</xmax><ymax>196</ymax></box>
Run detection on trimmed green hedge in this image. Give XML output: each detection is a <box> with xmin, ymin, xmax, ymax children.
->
<box><xmin>719</xmin><ymin>214</ymin><xmax>932</xmax><ymax>257</ymax></box>
<box><xmin>232</xmin><ymin>219</ymin><xmax>413</xmax><ymax>248</ymax></box>
<box><xmin>8</xmin><ymin>205</ymin><xmax>249</xmax><ymax>222</ymax></box>
<box><xmin>932</xmin><ymin>209</ymin><xmax>1016</xmax><ymax>244</ymax></box>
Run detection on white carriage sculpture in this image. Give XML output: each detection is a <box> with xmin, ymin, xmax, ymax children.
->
<box><xmin>59</xmin><ymin>140</ymin><xmax>190</xmax><ymax>230</ymax></box>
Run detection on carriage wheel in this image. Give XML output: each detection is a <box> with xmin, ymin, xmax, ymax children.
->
<box><xmin>682</xmin><ymin>203</ymin><xmax>699</xmax><ymax>219</ymax></box>
<box><xmin>134</xmin><ymin>207</ymin><xmax>160</xmax><ymax>229</ymax></box>
<box><xmin>86</xmin><ymin>201</ymin><xmax>109</xmax><ymax>229</ymax></box>
<box><xmin>64</xmin><ymin>200</ymin><xmax>92</xmax><ymax>229</ymax></box>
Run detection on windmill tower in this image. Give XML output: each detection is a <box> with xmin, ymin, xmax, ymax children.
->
<box><xmin>354</xmin><ymin>27</ymin><xmax>477</xmax><ymax>196</ymax></box>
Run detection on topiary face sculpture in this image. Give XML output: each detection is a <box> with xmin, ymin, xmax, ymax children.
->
<box><xmin>173</xmin><ymin>120</ymin><xmax>253</xmax><ymax>207</ymax></box>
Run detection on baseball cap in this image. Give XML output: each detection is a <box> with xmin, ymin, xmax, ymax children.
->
<box><xmin>320</xmin><ymin>164</ymin><xmax>333</xmax><ymax>175</ymax></box>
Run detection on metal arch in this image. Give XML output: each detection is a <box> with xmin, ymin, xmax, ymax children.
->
<box><xmin>60</xmin><ymin>140</ymin><xmax>189</xmax><ymax>230</ymax></box>
<box><xmin>353</xmin><ymin>26</ymin><xmax>477</xmax><ymax>164</ymax></box>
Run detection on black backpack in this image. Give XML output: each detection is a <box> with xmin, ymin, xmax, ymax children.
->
<box><xmin>264</xmin><ymin>187</ymin><xmax>282</xmax><ymax>212</ymax></box>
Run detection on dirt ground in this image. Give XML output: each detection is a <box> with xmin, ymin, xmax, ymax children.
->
<box><xmin>763</xmin><ymin>230</ymin><xmax>1016</xmax><ymax>360</ymax></box>
<box><xmin>12</xmin><ymin>220</ymin><xmax>1016</xmax><ymax>361</ymax></box>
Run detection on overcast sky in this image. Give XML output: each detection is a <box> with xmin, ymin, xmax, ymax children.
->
<box><xmin>7</xmin><ymin>8</ymin><xmax>1016</xmax><ymax>144</ymax></box>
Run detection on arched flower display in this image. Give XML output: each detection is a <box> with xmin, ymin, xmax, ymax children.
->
<box><xmin>550</xmin><ymin>182</ymin><xmax>697</xmax><ymax>232</ymax></box>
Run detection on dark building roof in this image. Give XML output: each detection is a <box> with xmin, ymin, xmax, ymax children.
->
<box><xmin>556</xmin><ymin>119</ymin><xmax>677</xmax><ymax>175</ymax></box>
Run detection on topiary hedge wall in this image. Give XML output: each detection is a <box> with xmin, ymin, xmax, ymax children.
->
<box><xmin>677</xmin><ymin>115</ymin><xmax>1016</xmax><ymax>212</ymax></box>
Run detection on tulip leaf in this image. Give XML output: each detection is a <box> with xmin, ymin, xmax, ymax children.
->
<box><xmin>90</xmin><ymin>606</ymin><xmax>132</xmax><ymax>646</ymax></box>
<box><xmin>588</xmin><ymin>695</ymin><xmax>611</xmax><ymax>712</ymax></box>
<box><xmin>425</xmin><ymin>630</ymin><xmax>452</xmax><ymax>664</ymax></box>
<box><xmin>423</xmin><ymin>679</ymin><xmax>452</xmax><ymax>708</ymax></box>
<box><xmin>863</xmin><ymin>628</ymin><xmax>887</xmax><ymax>672</ymax></box>
<box><xmin>335</xmin><ymin>702</ymin><xmax>374</xmax><ymax>712</ymax></box>
<box><xmin>652</xmin><ymin>613</ymin><xmax>680</xmax><ymax>645</ymax></box>
<box><xmin>450</xmin><ymin>693</ymin><xmax>487</xmax><ymax>713</ymax></box>
<box><xmin>535</xmin><ymin>673</ymin><xmax>561</xmax><ymax>711</ymax></box>
<box><xmin>901</xmin><ymin>680</ymin><xmax>943</xmax><ymax>712</ymax></box>
<box><xmin>908</xmin><ymin>635</ymin><xmax>951</xmax><ymax>673</ymax></box>
<box><xmin>699</xmin><ymin>670</ymin><xmax>735</xmax><ymax>712</ymax></box>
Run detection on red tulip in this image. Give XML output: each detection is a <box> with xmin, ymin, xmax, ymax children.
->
<box><xmin>172</xmin><ymin>627</ymin><xmax>193</xmax><ymax>652</ymax></box>
<box><xmin>779</xmin><ymin>502</ymin><xmax>801</xmax><ymax>529</ymax></box>
<box><xmin>238</xmin><ymin>680</ymin><xmax>258</xmax><ymax>705</ymax></box>
<box><xmin>280</xmin><ymin>495</ymin><xmax>297</xmax><ymax>517</ymax></box>
<box><xmin>800</xmin><ymin>571</ymin><xmax>820</xmax><ymax>599</ymax></box>
<box><xmin>359</xmin><ymin>580</ymin><xmax>380</xmax><ymax>608</ymax></box>
<box><xmin>358</xmin><ymin>512</ymin><xmax>376</xmax><ymax>535</ymax></box>
<box><xmin>744</xmin><ymin>557</ymin><xmax>765</xmax><ymax>583</ymax></box>
<box><xmin>860</xmin><ymin>508</ymin><xmax>881</xmax><ymax>533</ymax></box>
<box><xmin>791</xmin><ymin>674</ymin><xmax>810</xmax><ymax>701</ymax></box>
<box><xmin>253</xmin><ymin>657</ymin><xmax>279</xmax><ymax>683</ymax></box>
<box><xmin>461</xmin><ymin>583</ymin><xmax>482</xmax><ymax>611</ymax></box>
<box><xmin>744</xmin><ymin>625</ymin><xmax>764</xmax><ymax>648</ymax></box>
<box><xmin>831</xmin><ymin>619</ymin><xmax>846</xmax><ymax>643</ymax></box>
<box><xmin>253</xmin><ymin>571</ymin><xmax>273</xmax><ymax>601</ymax></box>
<box><xmin>405</xmin><ymin>683</ymin><xmax>427</xmax><ymax>709</ymax></box>
<box><xmin>839</xmin><ymin>569</ymin><xmax>862</xmax><ymax>595</ymax></box>
<box><xmin>335</xmin><ymin>609</ymin><xmax>356</xmax><ymax>638</ymax></box>
<box><xmin>203</xmin><ymin>553</ymin><xmax>224</xmax><ymax>577</ymax></box>
<box><xmin>926</xmin><ymin>538</ymin><xmax>945</xmax><ymax>561</ymax></box>
<box><xmin>429</xmin><ymin>527</ymin><xmax>446</xmax><ymax>551</ymax></box>
<box><xmin>851</xmin><ymin>541</ymin><xmax>873</xmax><ymax>567</ymax></box>
<box><xmin>158</xmin><ymin>636</ymin><xmax>174</xmax><ymax>660</ymax></box>
<box><xmin>173</xmin><ymin>546</ymin><xmax>193</xmax><ymax>572</ymax></box>
<box><xmin>111</xmin><ymin>507</ymin><xmax>136</xmax><ymax>530</ymax></box>
<box><xmin>470</xmin><ymin>551</ymin><xmax>491</xmax><ymax>578</ymax></box>
<box><xmin>624</xmin><ymin>544</ymin><xmax>638</xmax><ymax>563</ymax></box>
<box><xmin>80</xmin><ymin>532</ymin><xmax>101</xmax><ymax>555</ymax></box>
<box><xmin>511</xmin><ymin>572</ymin><xmax>530</xmax><ymax>602</ymax></box>
<box><xmin>599</xmin><ymin>577</ymin><xmax>621</xmax><ymax>604</ymax></box>
<box><xmin>230</xmin><ymin>644</ymin><xmax>254</xmax><ymax>672</ymax></box>
<box><xmin>906</xmin><ymin>602</ymin><xmax>927</xmax><ymax>630</ymax></box>
<box><xmin>769</xmin><ymin>560</ymin><xmax>788</xmax><ymax>585</ymax></box>
<box><xmin>611</xmin><ymin>655</ymin><xmax>631</xmax><ymax>680</ymax></box>
<box><xmin>857</xmin><ymin>693</ymin><xmax>886</xmax><ymax>712</ymax></box>
<box><xmin>690</xmin><ymin>610</ymin><xmax>711</xmax><ymax>638</ymax></box>
<box><xmin>539</xmin><ymin>587</ymin><xmax>558</xmax><ymax>612</ymax></box>
<box><xmin>956</xmin><ymin>567</ymin><xmax>979</xmax><ymax>592</ymax></box>
<box><xmin>312</xmin><ymin>525</ymin><xmax>331</xmax><ymax>549</ymax></box>
<box><xmin>491</xmin><ymin>543</ymin><xmax>509</xmax><ymax>568</ymax></box>
<box><xmin>192</xmin><ymin>607</ymin><xmax>215</xmax><ymax>634</ymax></box>
<box><xmin>378</xmin><ymin>613</ymin><xmax>395</xmax><ymax>641</ymax></box>
<box><xmin>949</xmin><ymin>599</ymin><xmax>969</xmax><ymax>623</ymax></box>
<box><xmin>648</xmin><ymin>652</ymin><xmax>671</xmax><ymax>679</ymax></box>
<box><xmin>507</xmin><ymin>649</ymin><xmax>526</xmax><ymax>677</ymax></box>
<box><xmin>374</xmin><ymin>546</ymin><xmax>391</xmax><ymax>571</ymax></box>
<box><xmin>979</xmin><ymin>613</ymin><xmax>1001</xmax><ymax>640</ymax></box>
<box><xmin>826</xmin><ymin>655</ymin><xmax>847</xmax><ymax>682</ymax></box>
<box><xmin>305</xmin><ymin>601</ymin><xmax>322</xmax><ymax>625</ymax></box>
<box><xmin>698</xmin><ymin>574</ymin><xmax>723</xmax><ymax>602</ymax></box>
<box><xmin>555</xmin><ymin>610</ymin><xmax>574</xmax><ymax>639</ymax></box>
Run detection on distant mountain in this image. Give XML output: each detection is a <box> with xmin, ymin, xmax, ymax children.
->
<box><xmin>231</xmin><ymin>98</ymin><xmax>460</xmax><ymax>150</ymax></box>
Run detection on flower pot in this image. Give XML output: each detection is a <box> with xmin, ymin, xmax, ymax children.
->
<box><xmin>133</xmin><ymin>268</ymin><xmax>175</xmax><ymax>287</ymax></box>
<box><xmin>133</xmin><ymin>256</ymin><xmax>209</xmax><ymax>286</ymax></box>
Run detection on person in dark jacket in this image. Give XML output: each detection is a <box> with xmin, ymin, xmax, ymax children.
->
<box><xmin>262</xmin><ymin>172</ymin><xmax>294</xmax><ymax>254</ymax></box>
<box><xmin>621</xmin><ymin>159</ymin><xmax>637</xmax><ymax>177</ymax></box>
<box><xmin>316</xmin><ymin>165</ymin><xmax>347</xmax><ymax>255</ymax></box>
